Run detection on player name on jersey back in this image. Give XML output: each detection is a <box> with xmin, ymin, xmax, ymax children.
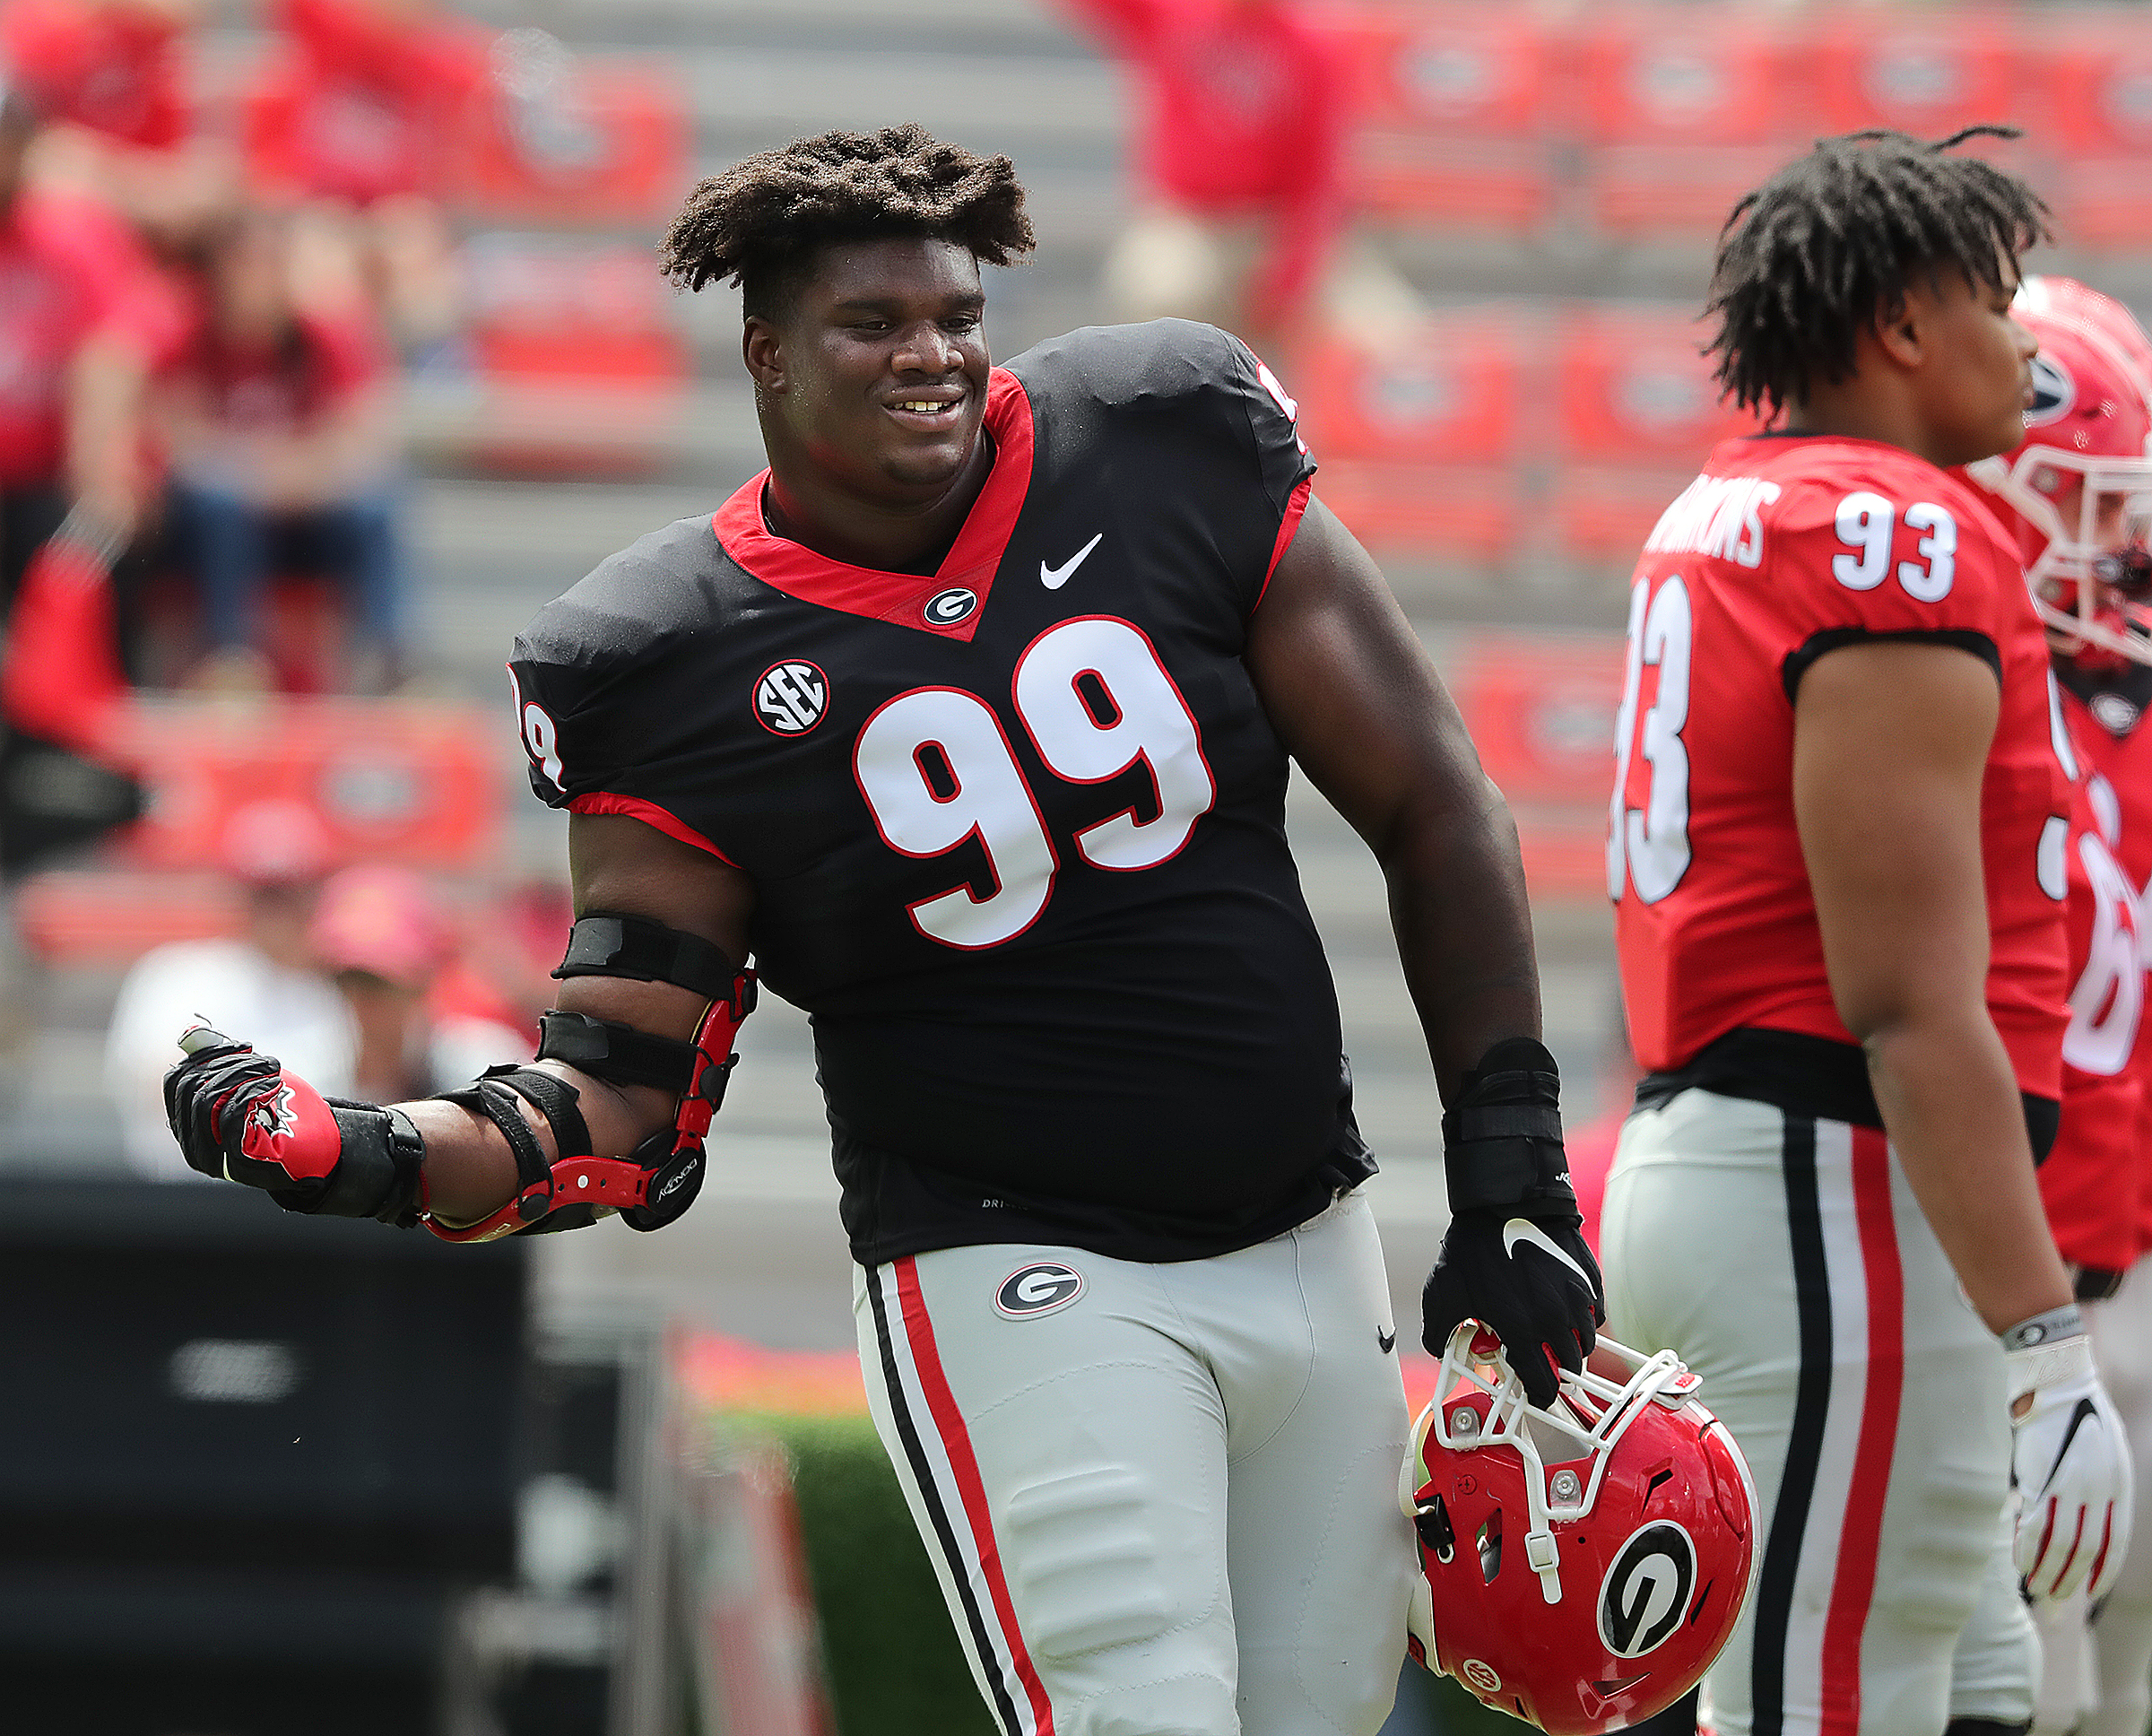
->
<box><xmin>1610</xmin><ymin>433</ymin><xmax>2071</xmax><ymax>1107</ymax></box>
<box><xmin>511</xmin><ymin>321</ymin><xmax>1375</xmax><ymax>1264</ymax></box>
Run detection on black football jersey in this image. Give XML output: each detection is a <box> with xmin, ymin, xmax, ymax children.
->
<box><xmin>511</xmin><ymin>319</ymin><xmax>1375</xmax><ymax>1264</ymax></box>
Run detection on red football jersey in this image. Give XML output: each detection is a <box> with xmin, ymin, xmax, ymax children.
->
<box><xmin>1612</xmin><ymin>434</ymin><xmax>2071</xmax><ymax>1101</ymax></box>
<box><xmin>2052</xmin><ymin>677</ymin><xmax>2152</xmax><ymax>1262</ymax></box>
<box><xmin>2045</xmin><ymin>724</ymin><xmax>2145</xmax><ymax>1272</ymax></box>
<box><xmin>0</xmin><ymin>0</ymin><xmax>191</xmax><ymax>150</ymax></box>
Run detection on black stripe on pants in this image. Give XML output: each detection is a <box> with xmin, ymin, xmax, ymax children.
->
<box><xmin>863</xmin><ymin>1264</ymin><xmax>1024</xmax><ymax>1736</ymax></box>
<box><xmin>1751</xmin><ymin>1113</ymin><xmax>1832</xmax><ymax>1736</ymax></box>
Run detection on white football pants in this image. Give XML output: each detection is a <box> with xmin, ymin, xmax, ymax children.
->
<box><xmin>2032</xmin><ymin>1250</ymin><xmax>2152</xmax><ymax>1736</ymax></box>
<box><xmin>1602</xmin><ymin>1089</ymin><xmax>2035</xmax><ymax>1736</ymax></box>
<box><xmin>853</xmin><ymin>1189</ymin><xmax>1415</xmax><ymax>1736</ymax></box>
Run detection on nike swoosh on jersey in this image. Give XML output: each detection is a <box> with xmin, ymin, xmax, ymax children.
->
<box><xmin>1502</xmin><ymin>1218</ymin><xmax>1593</xmax><ymax>1287</ymax></box>
<box><xmin>1040</xmin><ymin>532</ymin><xmax>1103</xmax><ymax>590</ymax></box>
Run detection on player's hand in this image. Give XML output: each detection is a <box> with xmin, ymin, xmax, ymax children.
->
<box><xmin>163</xmin><ymin>1025</ymin><xmax>422</xmax><ymax>1222</ymax></box>
<box><xmin>1422</xmin><ymin>1210</ymin><xmax>1603</xmax><ymax>1409</ymax></box>
<box><xmin>2009</xmin><ymin>1333</ymin><xmax>2134</xmax><ymax>1601</ymax></box>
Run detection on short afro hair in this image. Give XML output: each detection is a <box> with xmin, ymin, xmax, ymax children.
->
<box><xmin>1706</xmin><ymin>126</ymin><xmax>2050</xmax><ymax>422</ymax></box>
<box><xmin>660</xmin><ymin>123</ymin><xmax>1035</xmax><ymax>319</ymax></box>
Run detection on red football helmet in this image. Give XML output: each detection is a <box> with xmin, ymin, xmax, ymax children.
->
<box><xmin>1402</xmin><ymin>1326</ymin><xmax>1757</xmax><ymax>1735</ymax></box>
<box><xmin>1966</xmin><ymin>277</ymin><xmax>2152</xmax><ymax>668</ymax></box>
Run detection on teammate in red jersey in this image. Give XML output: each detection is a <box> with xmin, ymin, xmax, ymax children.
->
<box><xmin>1599</xmin><ymin>128</ymin><xmax>2133</xmax><ymax>1736</ymax></box>
<box><xmin>160</xmin><ymin>126</ymin><xmax>1600</xmax><ymax>1734</ymax></box>
<box><xmin>1967</xmin><ymin>278</ymin><xmax>2152</xmax><ymax>1736</ymax></box>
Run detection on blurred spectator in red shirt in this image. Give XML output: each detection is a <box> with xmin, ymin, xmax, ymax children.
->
<box><xmin>0</xmin><ymin>0</ymin><xmax>232</xmax><ymax>240</ymax></box>
<box><xmin>244</xmin><ymin>0</ymin><xmax>490</xmax><ymax>349</ymax></box>
<box><xmin>149</xmin><ymin>205</ymin><xmax>407</xmax><ymax>690</ymax></box>
<box><xmin>1064</xmin><ymin>0</ymin><xmax>1401</xmax><ymax>348</ymax></box>
<box><xmin>0</xmin><ymin>72</ymin><xmax>168</xmax><ymax>626</ymax></box>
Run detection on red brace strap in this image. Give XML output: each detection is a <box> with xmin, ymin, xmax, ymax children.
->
<box><xmin>423</xmin><ymin>969</ymin><xmax>757</xmax><ymax>1244</ymax></box>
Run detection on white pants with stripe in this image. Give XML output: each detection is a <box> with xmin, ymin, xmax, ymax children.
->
<box><xmin>2033</xmin><ymin>1251</ymin><xmax>2152</xmax><ymax>1736</ymax></box>
<box><xmin>1601</xmin><ymin>1089</ymin><xmax>2034</xmax><ymax>1736</ymax></box>
<box><xmin>853</xmin><ymin>1190</ymin><xmax>1415</xmax><ymax>1736</ymax></box>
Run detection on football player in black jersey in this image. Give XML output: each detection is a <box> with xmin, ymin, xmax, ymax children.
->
<box><xmin>166</xmin><ymin>125</ymin><xmax>1598</xmax><ymax>1735</ymax></box>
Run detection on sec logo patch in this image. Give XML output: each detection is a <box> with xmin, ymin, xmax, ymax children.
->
<box><xmin>755</xmin><ymin>660</ymin><xmax>828</xmax><ymax>735</ymax></box>
<box><xmin>994</xmin><ymin>1262</ymin><xmax>1084</xmax><ymax>1319</ymax></box>
<box><xmin>1458</xmin><ymin>1659</ymin><xmax>1503</xmax><ymax>1696</ymax></box>
<box><xmin>924</xmin><ymin>586</ymin><xmax>978</xmax><ymax>627</ymax></box>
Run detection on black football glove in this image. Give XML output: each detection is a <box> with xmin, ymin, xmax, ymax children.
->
<box><xmin>1423</xmin><ymin>1209</ymin><xmax>1602</xmax><ymax>1407</ymax></box>
<box><xmin>1419</xmin><ymin>1037</ymin><xmax>1606</xmax><ymax>1408</ymax></box>
<box><xmin>163</xmin><ymin>1025</ymin><xmax>424</xmax><ymax>1223</ymax></box>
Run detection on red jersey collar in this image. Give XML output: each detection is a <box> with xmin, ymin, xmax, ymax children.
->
<box><xmin>710</xmin><ymin>367</ymin><xmax>1036</xmax><ymax>642</ymax></box>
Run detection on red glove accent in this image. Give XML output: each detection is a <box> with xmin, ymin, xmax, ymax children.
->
<box><xmin>234</xmin><ymin>1068</ymin><xmax>346</xmax><ymax>1184</ymax></box>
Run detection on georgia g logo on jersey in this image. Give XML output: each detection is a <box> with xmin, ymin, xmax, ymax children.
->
<box><xmin>755</xmin><ymin>660</ymin><xmax>829</xmax><ymax>735</ymax></box>
<box><xmin>1597</xmin><ymin>1522</ymin><xmax>1697</xmax><ymax>1659</ymax></box>
<box><xmin>994</xmin><ymin>1262</ymin><xmax>1084</xmax><ymax>1318</ymax></box>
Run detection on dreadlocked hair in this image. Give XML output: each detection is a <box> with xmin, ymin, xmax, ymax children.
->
<box><xmin>1705</xmin><ymin>126</ymin><xmax>2050</xmax><ymax>422</ymax></box>
<box><xmin>660</xmin><ymin>124</ymin><xmax>1035</xmax><ymax>317</ymax></box>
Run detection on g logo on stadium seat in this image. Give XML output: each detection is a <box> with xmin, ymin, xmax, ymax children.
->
<box><xmin>994</xmin><ymin>1262</ymin><xmax>1084</xmax><ymax>1318</ymax></box>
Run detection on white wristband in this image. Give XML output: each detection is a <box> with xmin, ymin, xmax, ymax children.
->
<box><xmin>2004</xmin><ymin>1332</ymin><xmax>2094</xmax><ymax>1411</ymax></box>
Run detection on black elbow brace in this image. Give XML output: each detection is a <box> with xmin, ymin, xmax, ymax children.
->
<box><xmin>418</xmin><ymin>914</ymin><xmax>757</xmax><ymax>1244</ymax></box>
<box><xmin>1441</xmin><ymin>1037</ymin><xmax>1576</xmax><ymax>1220</ymax></box>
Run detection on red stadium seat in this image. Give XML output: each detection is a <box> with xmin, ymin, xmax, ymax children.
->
<box><xmin>1583</xmin><ymin>143</ymin><xmax>1789</xmax><ymax>239</ymax></box>
<box><xmin>2050</xmin><ymin>159</ymin><xmax>2152</xmax><ymax>254</ymax></box>
<box><xmin>1326</xmin><ymin>5</ymin><xmax>1555</xmax><ymax>230</ymax></box>
<box><xmin>97</xmin><ymin>696</ymin><xmax>504</xmax><ymax>873</ymax></box>
<box><xmin>1446</xmin><ymin>632</ymin><xmax>1626</xmax><ymax>898</ymax></box>
<box><xmin>1449</xmin><ymin>634</ymin><xmax>1627</xmax><ymax>807</ymax></box>
<box><xmin>1328</xmin><ymin>4</ymin><xmax>1549</xmax><ymax>135</ymax></box>
<box><xmin>1293</xmin><ymin>311</ymin><xmax>1525</xmax><ymax>464</ymax></box>
<box><xmin>1315</xmin><ymin>461</ymin><xmax>1523</xmax><ymax>563</ymax></box>
<box><xmin>457</xmin><ymin>234</ymin><xmax>690</xmax><ymax>475</ymax></box>
<box><xmin>445</xmin><ymin>56</ymin><xmax>690</xmax><ymax>229</ymax></box>
<box><xmin>1566</xmin><ymin>9</ymin><xmax>1791</xmax><ymax>146</ymax></box>
<box><xmin>1555</xmin><ymin>304</ymin><xmax>1761</xmax><ymax>467</ymax></box>
<box><xmin>1553</xmin><ymin>466</ymin><xmax>1707</xmax><ymax>569</ymax></box>
<box><xmin>1803</xmin><ymin>11</ymin><xmax>2018</xmax><ymax>141</ymax></box>
<box><xmin>13</xmin><ymin>871</ymin><xmax>243</xmax><ymax>966</ymax></box>
<box><xmin>2034</xmin><ymin>15</ymin><xmax>2152</xmax><ymax>161</ymax></box>
<box><xmin>1349</xmin><ymin>132</ymin><xmax>1556</xmax><ymax>232</ymax></box>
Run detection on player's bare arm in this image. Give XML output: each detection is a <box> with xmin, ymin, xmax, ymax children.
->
<box><xmin>1795</xmin><ymin>638</ymin><xmax>2071</xmax><ymax>1332</ymax></box>
<box><xmin>1245</xmin><ymin>494</ymin><xmax>1538</xmax><ymax>1094</ymax></box>
<box><xmin>1248</xmin><ymin>494</ymin><xmax>1601</xmax><ymax>1402</ymax></box>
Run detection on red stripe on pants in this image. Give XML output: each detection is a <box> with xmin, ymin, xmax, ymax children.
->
<box><xmin>1819</xmin><ymin>1125</ymin><xmax>1905</xmax><ymax>1734</ymax></box>
<box><xmin>894</xmin><ymin>1256</ymin><xmax>1058</xmax><ymax>1736</ymax></box>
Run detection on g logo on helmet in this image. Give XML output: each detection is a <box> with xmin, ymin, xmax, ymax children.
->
<box><xmin>994</xmin><ymin>1262</ymin><xmax>1083</xmax><ymax>1319</ymax></box>
<box><xmin>2026</xmin><ymin>353</ymin><xmax>2076</xmax><ymax>429</ymax></box>
<box><xmin>1598</xmin><ymin>1522</ymin><xmax>1698</xmax><ymax>1659</ymax></box>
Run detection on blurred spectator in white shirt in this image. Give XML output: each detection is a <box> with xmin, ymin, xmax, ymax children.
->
<box><xmin>104</xmin><ymin>796</ymin><xmax>354</xmax><ymax>1178</ymax></box>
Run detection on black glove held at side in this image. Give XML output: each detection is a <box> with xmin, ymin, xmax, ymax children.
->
<box><xmin>1419</xmin><ymin>1036</ymin><xmax>1606</xmax><ymax>1407</ymax></box>
<box><xmin>1422</xmin><ymin>1209</ymin><xmax>1603</xmax><ymax>1407</ymax></box>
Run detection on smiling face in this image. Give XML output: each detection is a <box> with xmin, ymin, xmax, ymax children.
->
<box><xmin>747</xmin><ymin>236</ymin><xmax>992</xmax><ymax>509</ymax></box>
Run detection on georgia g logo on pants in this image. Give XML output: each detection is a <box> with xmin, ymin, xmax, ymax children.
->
<box><xmin>1597</xmin><ymin>1522</ymin><xmax>1697</xmax><ymax>1659</ymax></box>
<box><xmin>994</xmin><ymin>1262</ymin><xmax>1084</xmax><ymax>1319</ymax></box>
